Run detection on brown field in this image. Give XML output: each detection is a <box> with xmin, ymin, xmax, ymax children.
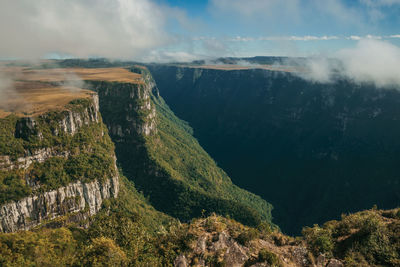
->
<box><xmin>188</xmin><ymin>64</ymin><xmax>301</xmax><ymax>72</ymax></box>
<box><xmin>0</xmin><ymin>81</ymin><xmax>94</xmax><ymax>118</ymax></box>
<box><xmin>16</xmin><ymin>68</ymin><xmax>144</xmax><ymax>84</ymax></box>
<box><xmin>0</xmin><ymin>67</ymin><xmax>143</xmax><ymax>118</ymax></box>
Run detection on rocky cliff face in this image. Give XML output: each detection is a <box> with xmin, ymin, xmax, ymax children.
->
<box><xmin>0</xmin><ymin>94</ymin><xmax>101</xmax><ymax>171</ymax></box>
<box><xmin>0</xmin><ymin>93</ymin><xmax>120</xmax><ymax>233</ymax></box>
<box><xmin>172</xmin><ymin>215</ymin><xmax>345</xmax><ymax>267</ymax></box>
<box><xmin>57</xmin><ymin>94</ymin><xmax>100</xmax><ymax>135</ymax></box>
<box><xmin>148</xmin><ymin>64</ymin><xmax>400</xmax><ymax>234</ymax></box>
<box><xmin>89</xmin><ymin>76</ymin><xmax>157</xmax><ymax>141</ymax></box>
<box><xmin>89</xmin><ymin>67</ymin><xmax>273</xmax><ymax>227</ymax></box>
<box><xmin>0</xmin><ymin>174</ymin><xmax>119</xmax><ymax>233</ymax></box>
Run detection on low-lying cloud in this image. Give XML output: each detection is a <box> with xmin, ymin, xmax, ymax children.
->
<box><xmin>295</xmin><ymin>39</ymin><xmax>400</xmax><ymax>88</ymax></box>
<box><xmin>0</xmin><ymin>72</ymin><xmax>19</xmax><ymax>112</ymax></box>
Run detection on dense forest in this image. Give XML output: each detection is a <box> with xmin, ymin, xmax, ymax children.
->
<box><xmin>148</xmin><ymin>64</ymin><xmax>400</xmax><ymax>234</ymax></box>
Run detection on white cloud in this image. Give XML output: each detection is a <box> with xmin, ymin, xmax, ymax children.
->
<box><xmin>297</xmin><ymin>57</ymin><xmax>333</xmax><ymax>83</ymax></box>
<box><xmin>229</xmin><ymin>35</ymin><xmax>339</xmax><ymax>42</ymax></box>
<box><xmin>359</xmin><ymin>0</ymin><xmax>400</xmax><ymax>21</ymax></box>
<box><xmin>347</xmin><ymin>35</ymin><xmax>383</xmax><ymax>40</ymax></box>
<box><xmin>348</xmin><ymin>35</ymin><xmax>362</xmax><ymax>40</ymax></box>
<box><xmin>285</xmin><ymin>36</ymin><xmax>339</xmax><ymax>41</ymax></box>
<box><xmin>0</xmin><ymin>0</ymin><xmax>182</xmax><ymax>59</ymax></box>
<box><xmin>360</xmin><ymin>0</ymin><xmax>400</xmax><ymax>6</ymax></box>
<box><xmin>209</xmin><ymin>0</ymin><xmax>300</xmax><ymax>18</ymax></box>
<box><xmin>142</xmin><ymin>50</ymin><xmax>203</xmax><ymax>63</ymax></box>
<box><xmin>297</xmin><ymin>39</ymin><xmax>400</xmax><ymax>88</ymax></box>
<box><xmin>210</xmin><ymin>0</ymin><xmax>364</xmax><ymax>28</ymax></box>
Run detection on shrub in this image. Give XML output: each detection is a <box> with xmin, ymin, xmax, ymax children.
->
<box><xmin>236</xmin><ymin>228</ymin><xmax>259</xmax><ymax>246</ymax></box>
<box><xmin>81</xmin><ymin>237</ymin><xmax>128</xmax><ymax>267</ymax></box>
<box><xmin>258</xmin><ymin>249</ymin><xmax>283</xmax><ymax>267</ymax></box>
<box><xmin>302</xmin><ymin>226</ymin><xmax>334</xmax><ymax>255</ymax></box>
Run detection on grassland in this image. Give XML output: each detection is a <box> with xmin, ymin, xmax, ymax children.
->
<box><xmin>19</xmin><ymin>68</ymin><xmax>144</xmax><ymax>84</ymax></box>
<box><xmin>0</xmin><ymin>67</ymin><xmax>143</xmax><ymax>118</ymax></box>
<box><xmin>0</xmin><ymin>81</ymin><xmax>93</xmax><ymax>118</ymax></box>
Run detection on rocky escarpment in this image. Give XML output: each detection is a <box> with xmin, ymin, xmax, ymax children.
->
<box><xmin>89</xmin><ymin>67</ymin><xmax>273</xmax><ymax>227</ymax></box>
<box><xmin>148</xmin><ymin>64</ymin><xmax>400</xmax><ymax>234</ymax></box>
<box><xmin>0</xmin><ymin>93</ymin><xmax>120</xmax><ymax>233</ymax></box>
<box><xmin>57</xmin><ymin>94</ymin><xmax>100</xmax><ymax>135</ymax></box>
<box><xmin>0</xmin><ymin>147</ymin><xmax>71</xmax><ymax>171</ymax></box>
<box><xmin>172</xmin><ymin>215</ymin><xmax>345</xmax><ymax>267</ymax></box>
<box><xmin>88</xmin><ymin>73</ymin><xmax>156</xmax><ymax>141</ymax></box>
<box><xmin>0</xmin><ymin>94</ymin><xmax>101</xmax><ymax>171</ymax></box>
<box><xmin>0</xmin><ymin>174</ymin><xmax>119</xmax><ymax>233</ymax></box>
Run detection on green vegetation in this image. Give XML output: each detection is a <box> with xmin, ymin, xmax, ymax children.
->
<box><xmin>91</xmin><ymin>74</ymin><xmax>273</xmax><ymax>227</ymax></box>
<box><xmin>0</xmin><ymin>98</ymin><xmax>97</xmax><ymax>158</ymax></box>
<box><xmin>0</xmin><ymin>99</ymin><xmax>116</xmax><ymax>204</ymax></box>
<box><xmin>302</xmin><ymin>208</ymin><xmax>400</xmax><ymax>266</ymax></box>
<box><xmin>0</xmin><ymin>176</ymin><xmax>175</xmax><ymax>266</ymax></box>
<box><xmin>149</xmin><ymin>65</ymin><xmax>400</xmax><ymax>235</ymax></box>
<box><xmin>0</xmin><ymin>170</ymin><xmax>32</xmax><ymax>205</ymax></box>
<box><xmin>144</xmin><ymin>94</ymin><xmax>273</xmax><ymax>226</ymax></box>
<box><xmin>258</xmin><ymin>249</ymin><xmax>283</xmax><ymax>267</ymax></box>
<box><xmin>235</xmin><ymin>228</ymin><xmax>259</xmax><ymax>246</ymax></box>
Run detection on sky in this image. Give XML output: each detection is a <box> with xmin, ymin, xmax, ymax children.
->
<box><xmin>0</xmin><ymin>0</ymin><xmax>399</xmax><ymax>61</ymax></box>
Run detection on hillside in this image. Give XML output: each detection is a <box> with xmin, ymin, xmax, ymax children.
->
<box><xmin>147</xmin><ymin>64</ymin><xmax>400</xmax><ymax>234</ymax></box>
<box><xmin>87</xmin><ymin>66</ymin><xmax>273</xmax><ymax>226</ymax></box>
<box><xmin>0</xmin><ymin>68</ymin><xmax>120</xmax><ymax>232</ymax></box>
<box><xmin>0</xmin><ymin>61</ymin><xmax>399</xmax><ymax>266</ymax></box>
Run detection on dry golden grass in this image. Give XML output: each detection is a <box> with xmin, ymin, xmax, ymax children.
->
<box><xmin>0</xmin><ymin>81</ymin><xmax>94</xmax><ymax>118</ymax></box>
<box><xmin>19</xmin><ymin>68</ymin><xmax>144</xmax><ymax>84</ymax></box>
<box><xmin>0</xmin><ymin>67</ymin><xmax>142</xmax><ymax>118</ymax></box>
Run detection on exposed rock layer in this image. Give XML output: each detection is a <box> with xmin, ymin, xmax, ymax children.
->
<box><xmin>0</xmin><ymin>94</ymin><xmax>100</xmax><ymax>171</ymax></box>
<box><xmin>0</xmin><ymin>175</ymin><xmax>119</xmax><ymax>233</ymax></box>
<box><xmin>0</xmin><ymin>93</ymin><xmax>119</xmax><ymax>233</ymax></box>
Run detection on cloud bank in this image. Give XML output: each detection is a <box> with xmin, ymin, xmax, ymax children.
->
<box><xmin>0</xmin><ymin>0</ymin><xmax>177</xmax><ymax>59</ymax></box>
<box><xmin>296</xmin><ymin>39</ymin><xmax>400</xmax><ymax>88</ymax></box>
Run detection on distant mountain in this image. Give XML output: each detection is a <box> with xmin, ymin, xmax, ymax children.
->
<box><xmin>148</xmin><ymin>64</ymin><xmax>400</xmax><ymax>234</ymax></box>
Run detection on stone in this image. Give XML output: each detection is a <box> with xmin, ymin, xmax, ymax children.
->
<box><xmin>0</xmin><ymin>175</ymin><xmax>119</xmax><ymax>233</ymax></box>
<box><xmin>327</xmin><ymin>259</ymin><xmax>344</xmax><ymax>267</ymax></box>
<box><xmin>174</xmin><ymin>255</ymin><xmax>188</xmax><ymax>267</ymax></box>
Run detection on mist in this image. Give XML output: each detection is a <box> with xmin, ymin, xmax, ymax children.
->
<box><xmin>293</xmin><ymin>39</ymin><xmax>400</xmax><ymax>88</ymax></box>
<box><xmin>0</xmin><ymin>72</ymin><xmax>19</xmax><ymax>112</ymax></box>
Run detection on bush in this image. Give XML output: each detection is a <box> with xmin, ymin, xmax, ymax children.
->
<box><xmin>258</xmin><ymin>249</ymin><xmax>283</xmax><ymax>267</ymax></box>
<box><xmin>81</xmin><ymin>237</ymin><xmax>128</xmax><ymax>267</ymax></box>
<box><xmin>236</xmin><ymin>228</ymin><xmax>259</xmax><ymax>246</ymax></box>
<box><xmin>302</xmin><ymin>226</ymin><xmax>334</xmax><ymax>255</ymax></box>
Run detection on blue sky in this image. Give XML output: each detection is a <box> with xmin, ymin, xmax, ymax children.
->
<box><xmin>0</xmin><ymin>0</ymin><xmax>399</xmax><ymax>61</ymax></box>
<box><xmin>148</xmin><ymin>0</ymin><xmax>400</xmax><ymax>60</ymax></box>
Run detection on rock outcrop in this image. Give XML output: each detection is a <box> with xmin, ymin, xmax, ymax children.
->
<box><xmin>0</xmin><ymin>94</ymin><xmax>101</xmax><ymax>171</ymax></box>
<box><xmin>58</xmin><ymin>94</ymin><xmax>100</xmax><ymax>135</ymax></box>
<box><xmin>0</xmin><ymin>173</ymin><xmax>119</xmax><ymax>233</ymax></box>
<box><xmin>0</xmin><ymin>148</ymin><xmax>70</xmax><ymax>171</ymax></box>
<box><xmin>0</xmin><ymin>93</ymin><xmax>120</xmax><ymax>233</ymax></box>
<box><xmin>89</xmin><ymin>71</ymin><xmax>157</xmax><ymax>140</ymax></box>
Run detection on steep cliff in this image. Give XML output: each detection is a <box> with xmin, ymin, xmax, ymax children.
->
<box><xmin>0</xmin><ymin>61</ymin><xmax>399</xmax><ymax>266</ymax></box>
<box><xmin>87</xmin><ymin>67</ymin><xmax>273</xmax><ymax>227</ymax></box>
<box><xmin>0</xmin><ymin>175</ymin><xmax>119</xmax><ymax>232</ymax></box>
<box><xmin>0</xmin><ymin>93</ymin><xmax>120</xmax><ymax>232</ymax></box>
<box><xmin>148</xmin><ymin>64</ymin><xmax>400</xmax><ymax>234</ymax></box>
